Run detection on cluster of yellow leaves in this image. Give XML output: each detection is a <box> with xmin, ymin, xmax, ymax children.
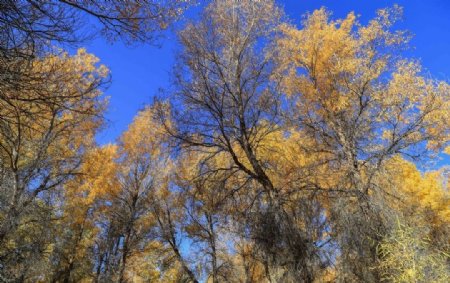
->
<box><xmin>376</xmin><ymin>156</ymin><xmax>450</xmax><ymax>275</ymax></box>
<box><xmin>444</xmin><ymin>146</ymin><xmax>450</xmax><ymax>155</ymax></box>
<box><xmin>53</xmin><ymin>145</ymin><xmax>120</xmax><ymax>277</ymax></box>
<box><xmin>0</xmin><ymin>48</ymin><xmax>109</xmax><ymax>170</ymax></box>
<box><xmin>120</xmin><ymin>103</ymin><xmax>170</xmax><ymax>159</ymax></box>
<box><xmin>65</xmin><ymin>144</ymin><xmax>119</xmax><ymax>212</ymax></box>
<box><xmin>231</xmin><ymin>242</ymin><xmax>267</xmax><ymax>283</ymax></box>
<box><xmin>382</xmin><ymin>156</ymin><xmax>449</xmax><ymax>228</ymax></box>
<box><xmin>30</xmin><ymin>48</ymin><xmax>108</xmax><ymax>142</ymax></box>
<box><xmin>275</xmin><ymin>6</ymin><xmax>450</xmax><ymax>151</ymax></box>
<box><xmin>118</xmin><ymin>103</ymin><xmax>176</xmax><ymax>208</ymax></box>
<box><xmin>313</xmin><ymin>268</ymin><xmax>336</xmax><ymax>283</ymax></box>
<box><xmin>125</xmin><ymin>241</ymin><xmax>183</xmax><ymax>283</ymax></box>
<box><xmin>385</xmin><ymin>61</ymin><xmax>450</xmax><ymax>150</ymax></box>
<box><xmin>377</xmin><ymin>220</ymin><xmax>449</xmax><ymax>283</ymax></box>
<box><xmin>249</xmin><ymin>126</ymin><xmax>339</xmax><ymax>193</ymax></box>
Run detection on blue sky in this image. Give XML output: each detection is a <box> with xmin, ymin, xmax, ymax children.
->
<box><xmin>82</xmin><ymin>0</ymin><xmax>450</xmax><ymax>155</ymax></box>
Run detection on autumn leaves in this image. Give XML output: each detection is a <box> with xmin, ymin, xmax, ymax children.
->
<box><xmin>0</xmin><ymin>0</ymin><xmax>449</xmax><ymax>282</ymax></box>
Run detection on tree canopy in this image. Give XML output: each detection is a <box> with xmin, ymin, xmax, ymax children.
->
<box><xmin>0</xmin><ymin>1</ymin><xmax>448</xmax><ymax>282</ymax></box>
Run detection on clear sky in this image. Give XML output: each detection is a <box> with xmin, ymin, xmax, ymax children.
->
<box><xmin>82</xmin><ymin>0</ymin><xmax>450</xmax><ymax>156</ymax></box>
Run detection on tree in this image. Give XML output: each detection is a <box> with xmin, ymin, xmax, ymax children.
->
<box><xmin>164</xmin><ymin>0</ymin><xmax>330</xmax><ymax>281</ymax></box>
<box><xmin>114</xmin><ymin>104</ymin><xmax>175</xmax><ymax>282</ymax></box>
<box><xmin>273</xmin><ymin>5</ymin><xmax>450</xmax><ymax>281</ymax></box>
<box><xmin>0</xmin><ymin>0</ymin><xmax>192</xmax><ymax>127</ymax></box>
<box><xmin>89</xmin><ymin>104</ymin><xmax>186</xmax><ymax>283</ymax></box>
<box><xmin>50</xmin><ymin>144</ymin><xmax>119</xmax><ymax>283</ymax></box>
<box><xmin>176</xmin><ymin>149</ymin><xmax>239</xmax><ymax>282</ymax></box>
<box><xmin>165</xmin><ymin>2</ymin><xmax>450</xmax><ymax>282</ymax></box>
<box><xmin>0</xmin><ymin>48</ymin><xmax>108</xmax><ymax>281</ymax></box>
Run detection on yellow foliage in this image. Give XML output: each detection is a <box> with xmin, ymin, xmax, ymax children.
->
<box><xmin>377</xmin><ymin>220</ymin><xmax>449</xmax><ymax>283</ymax></box>
<box><xmin>120</xmin><ymin>102</ymin><xmax>170</xmax><ymax>158</ymax></box>
<box><xmin>274</xmin><ymin>6</ymin><xmax>450</xmax><ymax>151</ymax></box>
<box><xmin>0</xmin><ymin>48</ymin><xmax>109</xmax><ymax>170</ymax></box>
<box><xmin>382</xmin><ymin>157</ymin><xmax>449</xmax><ymax>227</ymax></box>
<box><xmin>444</xmin><ymin>146</ymin><xmax>450</xmax><ymax>155</ymax></box>
<box><xmin>66</xmin><ymin>144</ymin><xmax>120</xmax><ymax>208</ymax></box>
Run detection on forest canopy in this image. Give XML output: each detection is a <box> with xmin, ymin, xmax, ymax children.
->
<box><xmin>0</xmin><ymin>0</ymin><xmax>449</xmax><ymax>282</ymax></box>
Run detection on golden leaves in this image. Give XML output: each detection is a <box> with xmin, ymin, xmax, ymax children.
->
<box><xmin>444</xmin><ymin>146</ymin><xmax>450</xmax><ymax>155</ymax></box>
<box><xmin>120</xmin><ymin>102</ymin><xmax>170</xmax><ymax>159</ymax></box>
<box><xmin>376</xmin><ymin>220</ymin><xmax>449</xmax><ymax>283</ymax></box>
<box><xmin>0</xmin><ymin>48</ymin><xmax>110</xmax><ymax>171</ymax></box>
<box><xmin>274</xmin><ymin>5</ymin><xmax>450</xmax><ymax>156</ymax></box>
<box><xmin>382</xmin><ymin>156</ymin><xmax>449</xmax><ymax>227</ymax></box>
